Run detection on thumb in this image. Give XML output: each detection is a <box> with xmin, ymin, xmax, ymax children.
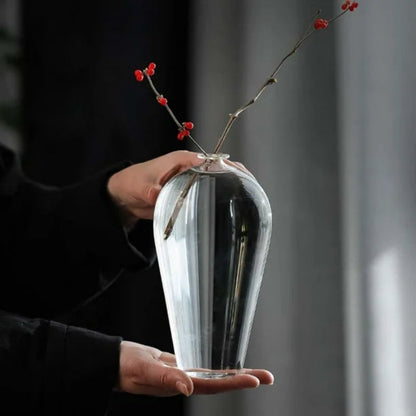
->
<box><xmin>138</xmin><ymin>364</ymin><xmax>194</xmax><ymax>397</ymax></box>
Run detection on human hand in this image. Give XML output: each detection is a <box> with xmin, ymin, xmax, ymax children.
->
<box><xmin>191</xmin><ymin>368</ymin><xmax>274</xmax><ymax>394</ymax></box>
<box><xmin>107</xmin><ymin>150</ymin><xmax>201</xmax><ymax>225</ymax></box>
<box><xmin>117</xmin><ymin>341</ymin><xmax>274</xmax><ymax>397</ymax></box>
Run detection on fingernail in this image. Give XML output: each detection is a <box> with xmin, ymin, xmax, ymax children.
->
<box><xmin>176</xmin><ymin>381</ymin><xmax>190</xmax><ymax>396</ymax></box>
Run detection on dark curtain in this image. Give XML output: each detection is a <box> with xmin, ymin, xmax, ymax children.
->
<box><xmin>21</xmin><ymin>1</ymin><xmax>190</xmax><ymax>414</ymax></box>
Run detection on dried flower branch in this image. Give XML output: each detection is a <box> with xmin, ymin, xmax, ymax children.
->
<box><xmin>213</xmin><ymin>2</ymin><xmax>358</xmax><ymax>153</ymax></box>
<box><xmin>133</xmin><ymin>2</ymin><xmax>359</xmax><ymax>239</ymax></box>
<box><xmin>134</xmin><ymin>63</ymin><xmax>208</xmax><ymax>156</ymax></box>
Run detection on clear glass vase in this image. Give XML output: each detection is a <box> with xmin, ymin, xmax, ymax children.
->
<box><xmin>153</xmin><ymin>153</ymin><xmax>272</xmax><ymax>378</ymax></box>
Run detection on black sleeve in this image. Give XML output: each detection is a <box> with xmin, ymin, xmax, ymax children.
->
<box><xmin>0</xmin><ymin>309</ymin><xmax>121</xmax><ymax>415</ymax></box>
<box><xmin>0</xmin><ymin>144</ymin><xmax>156</xmax><ymax>414</ymax></box>
<box><xmin>0</xmin><ymin>143</ymin><xmax>155</xmax><ymax>317</ymax></box>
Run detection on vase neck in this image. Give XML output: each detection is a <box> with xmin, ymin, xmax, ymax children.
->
<box><xmin>194</xmin><ymin>153</ymin><xmax>231</xmax><ymax>173</ymax></box>
<box><xmin>197</xmin><ymin>153</ymin><xmax>230</xmax><ymax>162</ymax></box>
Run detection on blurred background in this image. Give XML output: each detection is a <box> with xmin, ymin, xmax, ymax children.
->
<box><xmin>1</xmin><ymin>0</ymin><xmax>415</xmax><ymax>415</ymax></box>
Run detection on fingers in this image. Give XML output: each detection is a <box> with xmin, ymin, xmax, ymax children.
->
<box><xmin>192</xmin><ymin>373</ymin><xmax>260</xmax><ymax>394</ymax></box>
<box><xmin>176</xmin><ymin>381</ymin><xmax>192</xmax><ymax>396</ymax></box>
<box><xmin>158</xmin><ymin>152</ymin><xmax>256</xmax><ymax>182</ymax></box>
<box><xmin>138</xmin><ymin>361</ymin><xmax>194</xmax><ymax>397</ymax></box>
<box><xmin>169</xmin><ymin>150</ymin><xmax>202</xmax><ymax>167</ymax></box>
<box><xmin>119</xmin><ymin>339</ymin><xmax>274</xmax><ymax>397</ymax></box>
<box><xmin>153</xmin><ymin>368</ymin><xmax>273</xmax><ymax>397</ymax></box>
<box><xmin>159</xmin><ymin>151</ymin><xmax>201</xmax><ymax>175</ymax></box>
<box><xmin>191</xmin><ymin>368</ymin><xmax>274</xmax><ymax>395</ymax></box>
<box><xmin>119</xmin><ymin>341</ymin><xmax>194</xmax><ymax>397</ymax></box>
<box><xmin>107</xmin><ymin>150</ymin><xmax>256</xmax><ymax>224</ymax></box>
<box><xmin>152</xmin><ymin>150</ymin><xmax>201</xmax><ymax>187</ymax></box>
<box><xmin>137</xmin><ymin>344</ymin><xmax>193</xmax><ymax>396</ymax></box>
<box><xmin>158</xmin><ymin>351</ymin><xmax>177</xmax><ymax>366</ymax></box>
<box><xmin>239</xmin><ymin>369</ymin><xmax>274</xmax><ymax>385</ymax></box>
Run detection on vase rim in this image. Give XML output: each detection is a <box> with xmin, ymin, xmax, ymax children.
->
<box><xmin>197</xmin><ymin>153</ymin><xmax>230</xmax><ymax>161</ymax></box>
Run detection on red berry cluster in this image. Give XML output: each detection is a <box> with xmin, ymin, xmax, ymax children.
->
<box><xmin>157</xmin><ymin>95</ymin><xmax>168</xmax><ymax>106</ymax></box>
<box><xmin>134</xmin><ymin>69</ymin><xmax>144</xmax><ymax>81</ymax></box>
<box><xmin>132</xmin><ymin>2</ymin><xmax>359</xmax><ymax>156</ymax></box>
<box><xmin>134</xmin><ymin>62</ymin><xmax>157</xmax><ymax>82</ymax></box>
<box><xmin>134</xmin><ymin>62</ymin><xmax>196</xmax><ymax>142</ymax></box>
<box><xmin>177</xmin><ymin>122</ymin><xmax>194</xmax><ymax>141</ymax></box>
<box><xmin>342</xmin><ymin>1</ymin><xmax>359</xmax><ymax>11</ymax></box>
<box><xmin>146</xmin><ymin>62</ymin><xmax>156</xmax><ymax>76</ymax></box>
<box><xmin>314</xmin><ymin>18</ymin><xmax>329</xmax><ymax>30</ymax></box>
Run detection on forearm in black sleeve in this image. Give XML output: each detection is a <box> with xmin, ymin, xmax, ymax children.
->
<box><xmin>0</xmin><ymin>309</ymin><xmax>121</xmax><ymax>416</ymax></box>
<box><xmin>1</xmin><ymin>144</ymin><xmax>155</xmax><ymax>316</ymax></box>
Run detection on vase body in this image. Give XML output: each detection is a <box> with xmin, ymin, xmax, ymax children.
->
<box><xmin>153</xmin><ymin>154</ymin><xmax>272</xmax><ymax>378</ymax></box>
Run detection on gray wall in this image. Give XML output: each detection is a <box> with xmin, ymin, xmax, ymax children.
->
<box><xmin>188</xmin><ymin>1</ymin><xmax>344</xmax><ymax>415</ymax></box>
<box><xmin>187</xmin><ymin>0</ymin><xmax>416</xmax><ymax>415</ymax></box>
<box><xmin>0</xmin><ymin>0</ymin><xmax>21</xmax><ymax>152</ymax></box>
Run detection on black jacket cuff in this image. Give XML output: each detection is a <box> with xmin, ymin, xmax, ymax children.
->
<box><xmin>44</xmin><ymin>321</ymin><xmax>121</xmax><ymax>416</ymax></box>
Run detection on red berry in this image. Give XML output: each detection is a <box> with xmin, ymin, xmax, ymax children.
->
<box><xmin>148</xmin><ymin>62</ymin><xmax>156</xmax><ymax>70</ymax></box>
<box><xmin>341</xmin><ymin>0</ymin><xmax>351</xmax><ymax>10</ymax></box>
<box><xmin>157</xmin><ymin>96</ymin><xmax>168</xmax><ymax>106</ymax></box>
<box><xmin>147</xmin><ymin>67</ymin><xmax>155</xmax><ymax>76</ymax></box>
<box><xmin>314</xmin><ymin>18</ymin><xmax>328</xmax><ymax>30</ymax></box>
<box><xmin>183</xmin><ymin>121</ymin><xmax>194</xmax><ymax>130</ymax></box>
<box><xmin>177</xmin><ymin>129</ymin><xmax>190</xmax><ymax>140</ymax></box>
<box><xmin>349</xmin><ymin>2</ymin><xmax>358</xmax><ymax>11</ymax></box>
<box><xmin>134</xmin><ymin>69</ymin><xmax>144</xmax><ymax>81</ymax></box>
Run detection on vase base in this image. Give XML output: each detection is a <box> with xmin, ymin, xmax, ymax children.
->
<box><xmin>185</xmin><ymin>370</ymin><xmax>238</xmax><ymax>379</ymax></box>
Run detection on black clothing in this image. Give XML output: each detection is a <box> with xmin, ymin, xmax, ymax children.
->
<box><xmin>0</xmin><ymin>143</ymin><xmax>155</xmax><ymax>415</ymax></box>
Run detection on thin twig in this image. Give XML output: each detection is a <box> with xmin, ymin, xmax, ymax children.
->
<box><xmin>213</xmin><ymin>9</ymin><xmax>322</xmax><ymax>154</ymax></box>
<box><xmin>162</xmin><ymin>172</ymin><xmax>199</xmax><ymax>239</ymax></box>
<box><xmin>145</xmin><ymin>72</ymin><xmax>208</xmax><ymax>156</ymax></box>
<box><xmin>136</xmin><ymin>3</ymin><xmax>359</xmax><ymax>239</ymax></box>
